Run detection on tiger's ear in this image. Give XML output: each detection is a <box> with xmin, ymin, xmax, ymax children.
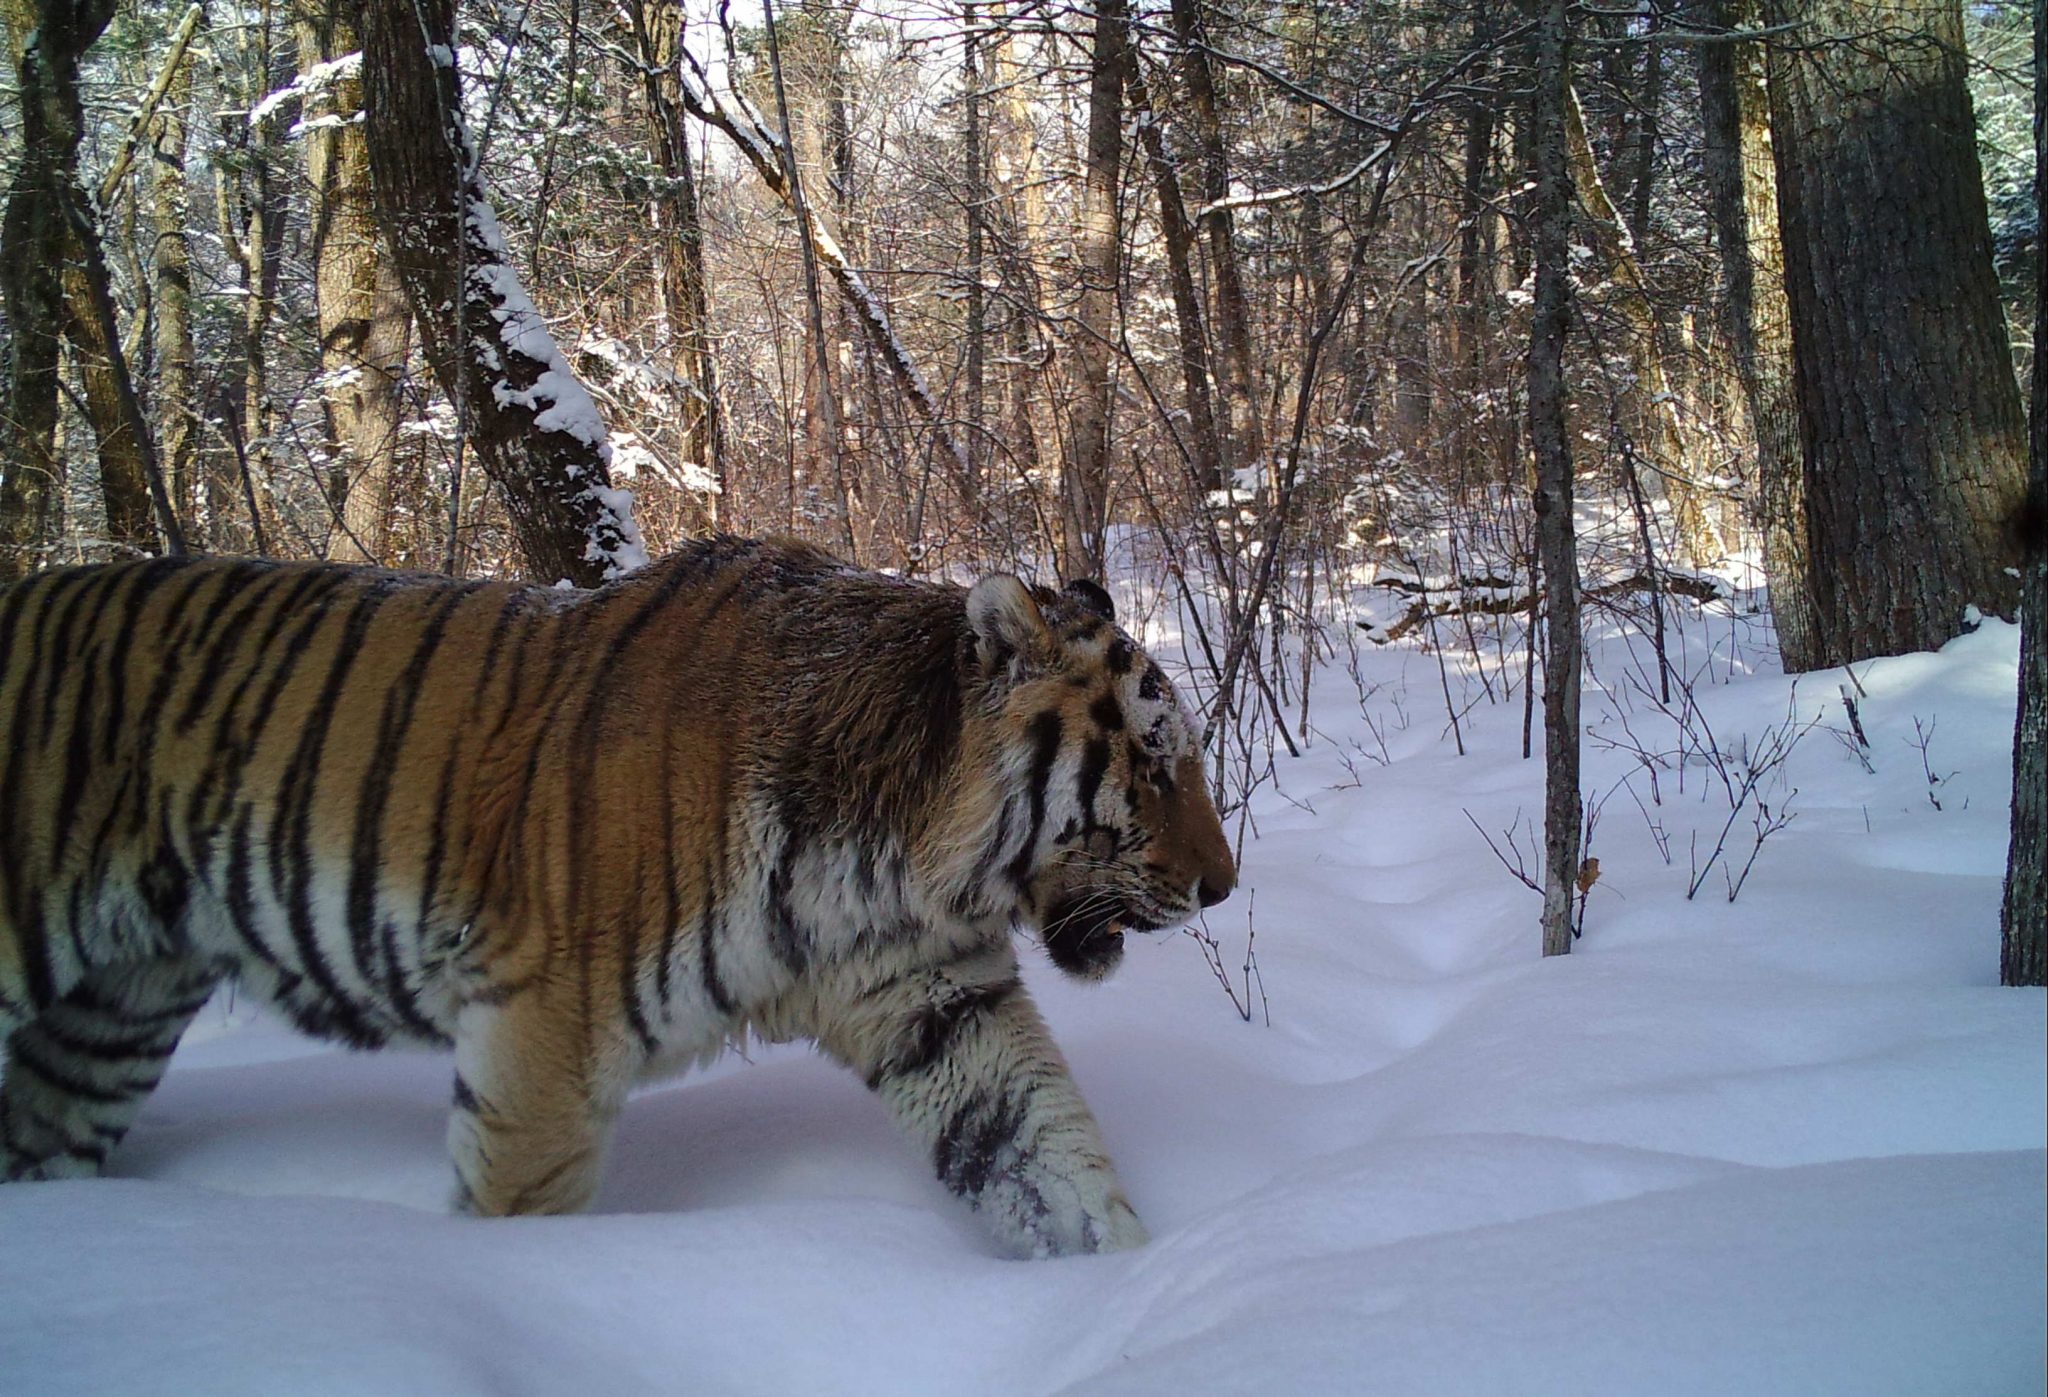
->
<box><xmin>967</xmin><ymin>574</ymin><xmax>1051</xmax><ymax>677</ymax></box>
<box><xmin>1063</xmin><ymin>579</ymin><xmax>1115</xmax><ymax>622</ymax></box>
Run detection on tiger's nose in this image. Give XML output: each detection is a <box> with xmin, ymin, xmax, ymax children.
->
<box><xmin>1198</xmin><ymin>878</ymin><xmax>1231</xmax><ymax>908</ymax></box>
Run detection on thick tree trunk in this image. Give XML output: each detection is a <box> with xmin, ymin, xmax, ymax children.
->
<box><xmin>1064</xmin><ymin>0</ymin><xmax>1130</xmax><ymax>580</ymax></box>
<box><xmin>1530</xmin><ymin>0</ymin><xmax>1582</xmax><ymax>958</ymax></box>
<box><xmin>1767</xmin><ymin>0</ymin><xmax>2028</xmax><ymax>664</ymax></box>
<box><xmin>296</xmin><ymin>0</ymin><xmax>412</xmax><ymax>565</ymax></box>
<box><xmin>629</xmin><ymin>0</ymin><xmax>722</xmax><ymax>532</ymax></box>
<box><xmin>2000</xmin><ymin>0</ymin><xmax>2046</xmax><ymax>989</ymax></box>
<box><xmin>360</xmin><ymin>0</ymin><xmax>645</xmax><ymax>586</ymax></box>
<box><xmin>0</xmin><ymin>0</ymin><xmax>116</xmax><ymax>577</ymax></box>
<box><xmin>1698</xmin><ymin>0</ymin><xmax>1818</xmax><ymax>670</ymax></box>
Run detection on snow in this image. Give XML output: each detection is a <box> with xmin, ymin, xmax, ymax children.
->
<box><xmin>2</xmin><ymin>558</ymin><xmax>2042</xmax><ymax>1395</ymax></box>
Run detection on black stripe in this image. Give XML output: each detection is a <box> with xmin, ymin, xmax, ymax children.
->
<box><xmin>765</xmin><ymin>842</ymin><xmax>807</xmax><ymax>973</ymax></box>
<box><xmin>272</xmin><ymin>586</ymin><xmax>394</xmax><ymax>1045</ymax></box>
<box><xmin>6</xmin><ymin>1038</ymin><xmax>157</xmax><ymax>1106</ymax></box>
<box><xmin>38</xmin><ymin>568</ymin><xmax>123</xmax><ymax>741</ymax></box>
<box><xmin>348</xmin><ymin>586</ymin><xmax>471</xmax><ymax>1038</ymax></box>
<box><xmin>416</xmin><ymin>588</ymin><xmax>537</xmax><ymax>936</ymax></box>
<box><xmin>31</xmin><ymin>1015</ymin><xmax>186</xmax><ymax>1065</ymax></box>
<box><xmin>1075</xmin><ymin>738</ymin><xmax>1111</xmax><ymax>834</ymax></box>
<box><xmin>933</xmin><ymin>1088</ymin><xmax>1026</xmax><ymax>1199</ymax></box>
<box><xmin>1006</xmin><ymin>711</ymin><xmax>1064</xmax><ymax>888</ymax></box>
<box><xmin>697</xmin><ymin>863</ymin><xmax>734</xmax><ymax>1016</ymax></box>
<box><xmin>93</xmin><ymin>559</ymin><xmax>183</xmax><ymax>764</ymax></box>
<box><xmin>221</xmin><ymin>805</ymin><xmax>288</xmax><ymax>971</ymax></box>
<box><xmin>186</xmin><ymin>570</ymin><xmax>355</xmax><ymax>836</ymax></box>
<box><xmin>867</xmin><ymin>975</ymin><xmax>1021</xmax><ymax>1089</ymax></box>
<box><xmin>172</xmin><ymin>563</ymin><xmax>301</xmax><ymax>734</ymax></box>
<box><xmin>51</xmin><ymin>650</ymin><xmax>100</xmax><ymax>862</ymax></box>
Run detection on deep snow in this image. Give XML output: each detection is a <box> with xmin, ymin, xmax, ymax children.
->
<box><xmin>2</xmin><ymin>561</ymin><xmax>2042</xmax><ymax>1396</ymax></box>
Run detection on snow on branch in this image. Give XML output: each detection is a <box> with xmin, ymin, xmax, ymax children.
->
<box><xmin>673</xmin><ymin>42</ymin><xmax>974</xmax><ymax>493</ymax></box>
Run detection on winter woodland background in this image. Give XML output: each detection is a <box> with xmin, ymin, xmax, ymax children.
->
<box><xmin>1</xmin><ymin>0</ymin><xmax>2045</xmax><ymax>1392</ymax></box>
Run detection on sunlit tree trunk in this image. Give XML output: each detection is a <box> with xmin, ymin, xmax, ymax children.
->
<box><xmin>1064</xmin><ymin>0</ymin><xmax>1130</xmax><ymax>580</ymax></box>
<box><xmin>1169</xmin><ymin>0</ymin><xmax>1262</xmax><ymax>477</ymax></box>
<box><xmin>629</xmin><ymin>0</ymin><xmax>722</xmax><ymax>533</ymax></box>
<box><xmin>1767</xmin><ymin>0</ymin><xmax>2027</xmax><ymax>663</ymax></box>
<box><xmin>1698</xmin><ymin>0</ymin><xmax>1817</xmax><ymax>667</ymax></box>
<box><xmin>296</xmin><ymin>0</ymin><xmax>412</xmax><ymax>564</ymax></box>
<box><xmin>0</xmin><ymin>0</ymin><xmax>114</xmax><ymax>577</ymax></box>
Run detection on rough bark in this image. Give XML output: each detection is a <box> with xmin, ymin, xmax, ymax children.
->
<box><xmin>1697</xmin><ymin>0</ymin><xmax>1818</xmax><ymax>669</ymax></box>
<box><xmin>60</xmin><ymin>258</ymin><xmax>153</xmax><ymax>553</ymax></box>
<box><xmin>296</xmin><ymin>0</ymin><xmax>412</xmax><ymax>564</ymax></box>
<box><xmin>1531</xmin><ymin>0</ymin><xmax>1582</xmax><ymax>957</ymax></box>
<box><xmin>628</xmin><ymin>0</ymin><xmax>722</xmax><ymax>531</ymax></box>
<box><xmin>360</xmin><ymin>0</ymin><xmax>645</xmax><ymax>586</ymax></box>
<box><xmin>766</xmin><ymin>0</ymin><xmax>849</xmax><ymax>550</ymax></box>
<box><xmin>1767</xmin><ymin>0</ymin><xmax>2028</xmax><ymax>664</ymax></box>
<box><xmin>0</xmin><ymin>0</ymin><xmax>117</xmax><ymax>577</ymax></box>
<box><xmin>2000</xmin><ymin>0</ymin><xmax>2046</xmax><ymax>988</ymax></box>
<box><xmin>1064</xmin><ymin>0</ymin><xmax>1131</xmax><ymax>580</ymax></box>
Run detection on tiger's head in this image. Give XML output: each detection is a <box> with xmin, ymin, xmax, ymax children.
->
<box><xmin>954</xmin><ymin>573</ymin><xmax>1237</xmax><ymax>980</ymax></box>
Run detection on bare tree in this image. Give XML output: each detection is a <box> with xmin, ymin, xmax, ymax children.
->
<box><xmin>1064</xmin><ymin>0</ymin><xmax>1132</xmax><ymax>580</ymax></box>
<box><xmin>1530</xmin><ymin>0</ymin><xmax>1582</xmax><ymax>958</ymax></box>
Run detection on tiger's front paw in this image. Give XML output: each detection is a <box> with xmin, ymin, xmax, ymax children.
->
<box><xmin>983</xmin><ymin>1160</ymin><xmax>1149</xmax><ymax>1258</ymax></box>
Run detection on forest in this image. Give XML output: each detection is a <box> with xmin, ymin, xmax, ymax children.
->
<box><xmin>1</xmin><ymin>0</ymin><xmax>2045</xmax><ymax>1391</ymax></box>
<box><xmin>1</xmin><ymin>0</ymin><xmax>2040</xmax><ymax>967</ymax></box>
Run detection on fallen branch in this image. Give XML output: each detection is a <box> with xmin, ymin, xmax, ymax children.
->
<box><xmin>1362</xmin><ymin>570</ymin><xmax>1728</xmax><ymax>644</ymax></box>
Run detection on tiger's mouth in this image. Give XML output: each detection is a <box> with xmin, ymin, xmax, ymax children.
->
<box><xmin>1041</xmin><ymin>895</ymin><xmax>1176</xmax><ymax>980</ymax></box>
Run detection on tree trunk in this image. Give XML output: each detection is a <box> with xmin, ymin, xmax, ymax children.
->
<box><xmin>961</xmin><ymin>0</ymin><xmax>986</xmax><ymax>509</ymax></box>
<box><xmin>1128</xmin><ymin>55</ymin><xmax>1225</xmax><ymax>495</ymax></box>
<box><xmin>629</xmin><ymin>0</ymin><xmax>722</xmax><ymax>532</ymax></box>
<box><xmin>1169</xmin><ymin>0</ymin><xmax>1262</xmax><ymax>478</ymax></box>
<box><xmin>360</xmin><ymin>0</ymin><xmax>646</xmax><ymax>586</ymax></box>
<box><xmin>2000</xmin><ymin>0</ymin><xmax>2046</xmax><ymax>988</ymax></box>
<box><xmin>1698</xmin><ymin>0</ymin><xmax>1818</xmax><ymax>670</ymax></box>
<box><xmin>152</xmin><ymin>10</ymin><xmax>199</xmax><ymax>537</ymax></box>
<box><xmin>1767</xmin><ymin>0</ymin><xmax>2028</xmax><ymax>664</ymax></box>
<box><xmin>1530</xmin><ymin>0</ymin><xmax>1582</xmax><ymax>958</ymax></box>
<box><xmin>296</xmin><ymin>0</ymin><xmax>412</xmax><ymax>565</ymax></box>
<box><xmin>0</xmin><ymin>0</ymin><xmax>116</xmax><ymax>577</ymax></box>
<box><xmin>1064</xmin><ymin>0</ymin><xmax>1130</xmax><ymax>581</ymax></box>
<box><xmin>1563</xmin><ymin>83</ymin><xmax>1721</xmax><ymax>566</ymax></box>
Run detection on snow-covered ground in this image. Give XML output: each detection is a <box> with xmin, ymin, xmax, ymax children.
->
<box><xmin>4</xmin><ymin>558</ymin><xmax>2043</xmax><ymax>1396</ymax></box>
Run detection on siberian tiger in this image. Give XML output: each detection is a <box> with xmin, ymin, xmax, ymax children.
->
<box><xmin>0</xmin><ymin>536</ymin><xmax>1234</xmax><ymax>1256</ymax></box>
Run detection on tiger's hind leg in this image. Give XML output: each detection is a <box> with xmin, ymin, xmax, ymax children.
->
<box><xmin>1</xmin><ymin>956</ymin><xmax>223</xmax><ymax>1182</ymax></box>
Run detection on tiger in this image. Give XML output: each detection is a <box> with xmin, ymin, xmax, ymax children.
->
<box><xmin>0</xmin><ymin>535</ymin><xmax>1235</xmax><ymax>1257</ymax></box>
